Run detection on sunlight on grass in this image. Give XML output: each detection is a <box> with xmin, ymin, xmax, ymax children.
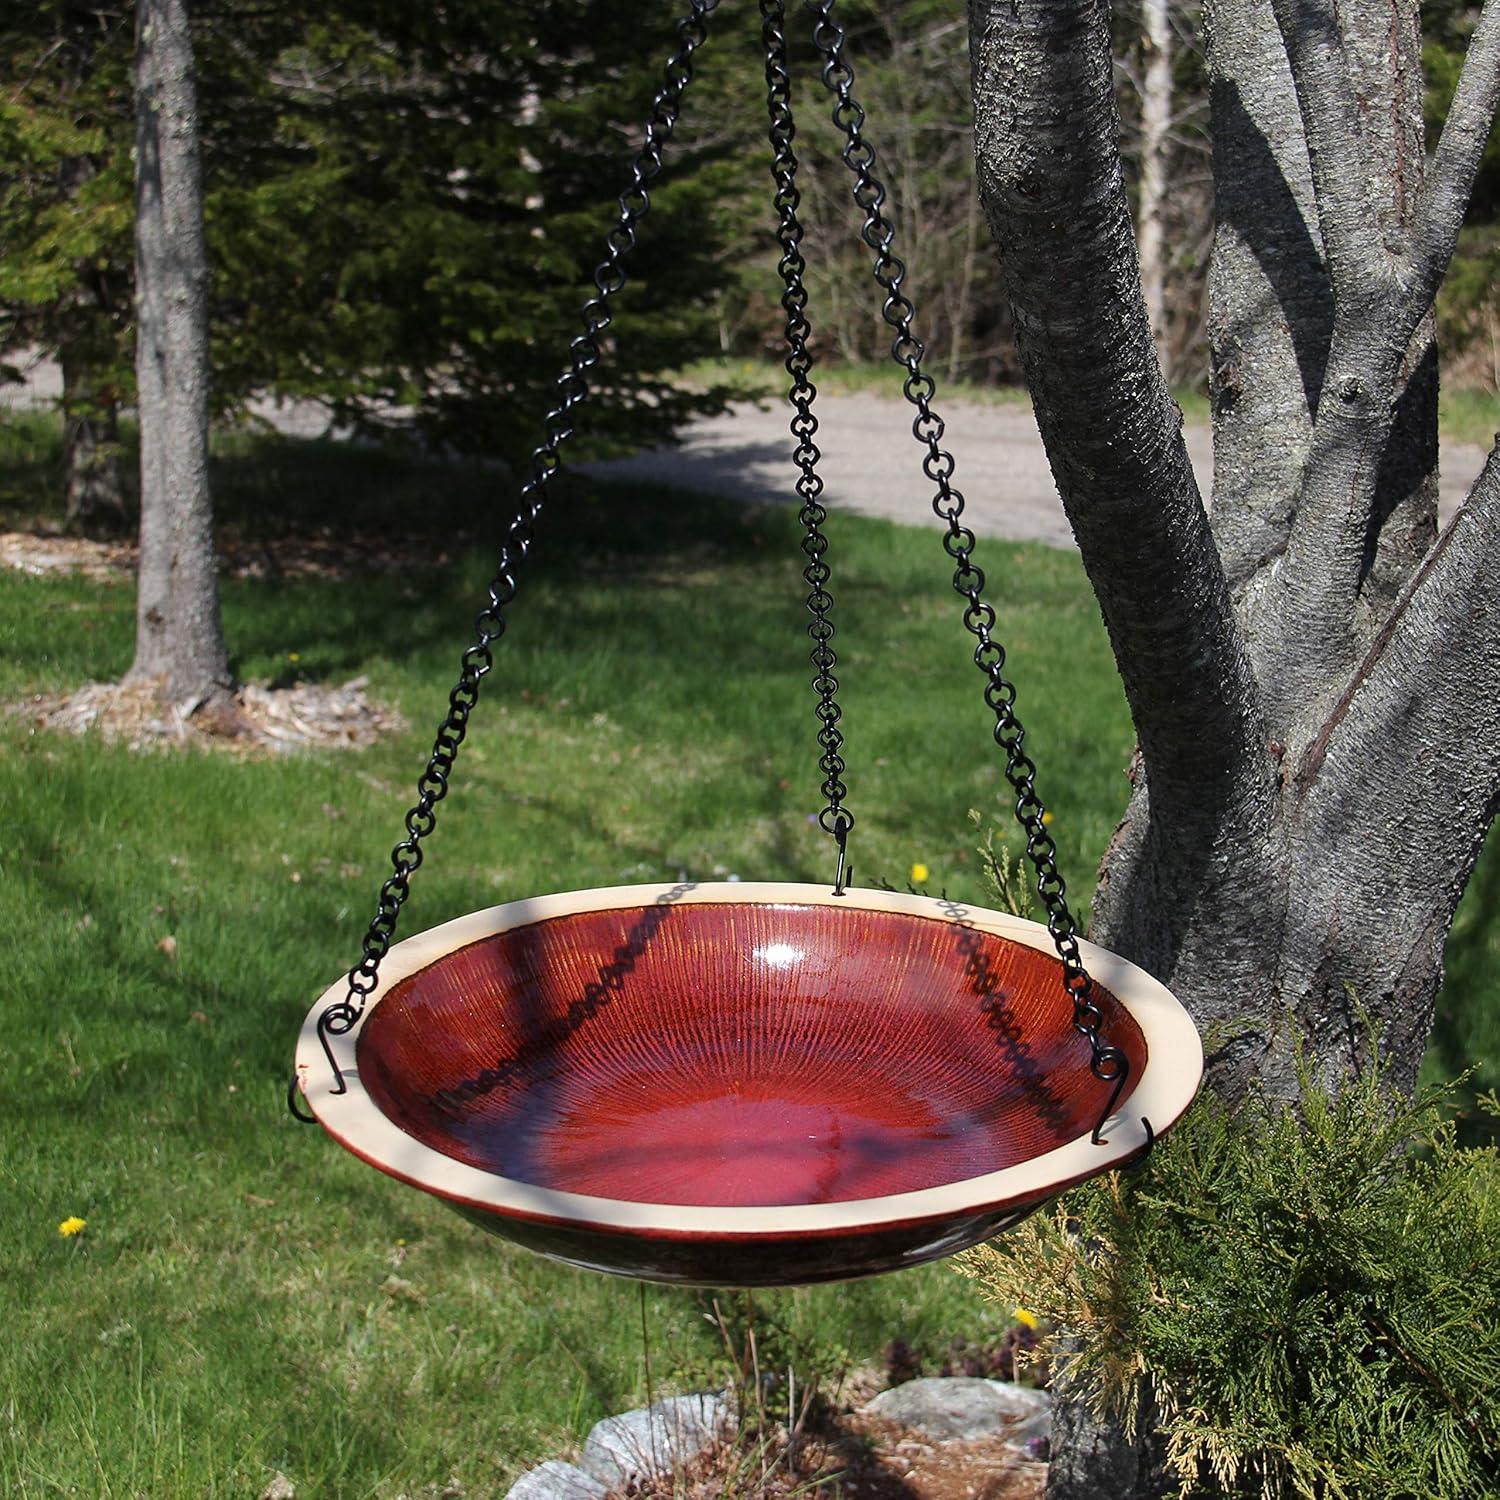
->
<box><xmin>3</xmin><ymin>423</ymin><xmax>1495</xmax><ymax>1494</ymax></box>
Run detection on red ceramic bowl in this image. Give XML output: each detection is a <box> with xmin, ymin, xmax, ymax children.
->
<box><xmin>295</xmin><ymin>883</ymin><xmax>1201</xmax><ymax>1285</ymax></box>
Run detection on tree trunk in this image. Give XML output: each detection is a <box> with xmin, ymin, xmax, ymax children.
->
<box><xmin>61</xmin><ymin>352</ymin><xmax>127</xmax><ymax>535</ymax></box>
<box><xmin>127</xmin><ymin>0</ymin><xmax>234</xmax><ymax>714</ymax></box>
<box><xmin>1136</xmin><ymin>0</ymin><xmax>1173</xmax><ymax>378</ymax></box>
<box><xmin>965</xmin><ymin>0</ymin><xmax>1500</xmax><ymax>1492</ymax></box>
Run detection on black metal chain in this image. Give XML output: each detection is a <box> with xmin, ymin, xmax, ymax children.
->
<box><xmin>762</xmin><ymin>0</ymin><xmax>852</xmax><ymax>895</ymax></box>
<box><xmin>293</xmin><ymin>0</ymin><xmax>1137</xmax><ymax>1146</ymax></box>
<box><xmin>296</xmin><ymin>0</ymin><xmax>719</xmax><ymax>1104</ymax></box>
<box><xmin>803</xmin><ymin>0</ymin><xmax>1131</xmax><ymax>1133</ymax></box>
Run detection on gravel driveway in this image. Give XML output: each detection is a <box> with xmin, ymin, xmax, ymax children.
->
<box><xmin>582</xmin><ymin>391</ymin><xmax>1486</xmax><ymax>547</ymax></box>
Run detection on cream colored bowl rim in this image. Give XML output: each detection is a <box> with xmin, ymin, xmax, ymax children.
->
<box><xmin>295</xmin><ymin>881</ymin><xmax>1203</xmax><ymax>1236</ymax></box>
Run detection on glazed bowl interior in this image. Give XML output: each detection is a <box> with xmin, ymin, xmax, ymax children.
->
<box><xmin>355</xmin><ymin>899</ymin><xmax>1149</xmax><ymax>1210</ymax></box>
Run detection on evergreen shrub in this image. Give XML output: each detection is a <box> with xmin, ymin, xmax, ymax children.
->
<box><xmin>959</xmin><ymin>1064</ymin><xmax>1500</xmax><ymax>1497</ymax></box>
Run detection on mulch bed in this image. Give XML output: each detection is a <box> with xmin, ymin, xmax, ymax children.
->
<box><xmin>5</xmin><ymin>528</ymin><xmax>409</xmax><ymax>754</ymax></box>
<box><xmin>13</xmin><ymin>676</ymin><xmax>403</xmax><ymax>755</ymax></box>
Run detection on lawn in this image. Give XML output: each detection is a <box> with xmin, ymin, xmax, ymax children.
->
<box><xmin>2</xmin><ymin>423</ymin><xmax>1494</xmax><ymax>1495</ymax></box>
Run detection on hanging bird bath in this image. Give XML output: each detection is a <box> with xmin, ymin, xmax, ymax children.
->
<box><xmin>296</xmin><ymin>883</ymin><xmax>1199</xmax><ymax>1286</ymax></box>
<box><xmin>291</xmin><ymin>0</ymin><xmax>1204</xmax><ymax>1287</ymax></box>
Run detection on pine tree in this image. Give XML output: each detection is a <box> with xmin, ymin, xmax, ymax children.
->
<box><xmin>0</xmin><ymin>2</ymin><xmax>743</xmax><ymax>517</ymax></box>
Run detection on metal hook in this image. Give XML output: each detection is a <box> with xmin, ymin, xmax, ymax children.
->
<box><xmin>1123</xmin><ymin>1116</ymin><xmax>1156</xmax><ymax>1172</ymax></box>
<box><xmin>1090</xmin><ymin>1061</ymin><xmax>1130</xmax><ymax>1145</ymax></box>
<box><xmin>317</xmin><ymin>1009</ymin><xmax>349</xmax><ymax>1096</ymax></box>
<box><xmin>287</xmin><ymin>1073</ymin><xmax>317</xmax><ymax>1124</ymax></box>
<box><xmin>831</xmin><ymin>816</ymin><xmax>851</xmax><ymax>896</ymax></box>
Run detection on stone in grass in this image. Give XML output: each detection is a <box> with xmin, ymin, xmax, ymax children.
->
<box><xmin>580</xmin><ymin>1392</ymin><xmax>731</xmax><ymax>1489</ymax></box>
<box><xmin>504</xmin><ymin>1459</ymin><xmax>609</xmax><ymax>1500</ymax></box>
<box><xmin>863</xmin><ymin>1376</ymin><xmax>1053</xmax><ymax>1445</ymax></box>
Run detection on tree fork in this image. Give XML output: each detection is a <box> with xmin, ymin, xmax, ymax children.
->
<box><xmin>967</xmin><ymin>0</ymin><xmax>1500</xmax><ymax>1492</ymax></box>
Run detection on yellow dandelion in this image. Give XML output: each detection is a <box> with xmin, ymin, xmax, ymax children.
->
<box><xmin>1040</xmin><ymin>811</ymin><xmax>1054</xmax><ymax>826</ymax></box>
<box><xmin>58</xmin><ymin>1216</ymin><xmax>87</xmax><ymax>1238</ymax></box>
<box><xmin>1012</xmin><ymin>1306</ymin><xmax>1039</xmax><ymax>1331</ymax></box>
<box><xmin>288</xmin><ymin>652</ymin><xmax>301</xmax><ymax>663</ymax></box>
<box><xmin>910</xmin><ymin>862</ymin><xmax>929</xmax><ymax>884</ymax></box>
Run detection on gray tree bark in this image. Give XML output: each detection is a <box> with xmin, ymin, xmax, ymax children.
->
<box><xmin>966</xmin><ymin>0</ymin><xmax>1500</xmax><ymax>1493</ymax></box>
<box><xmin>1136</xmin><ymin>0</ymin><xmax>1173</xmax><ymax>374</ymax></box>
<box><xmin>127</xmin><ymin>0</ymin><xmax>234</xmax><ymax>714</ymax></box>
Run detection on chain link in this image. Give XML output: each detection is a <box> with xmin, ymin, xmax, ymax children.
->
<box><xmin>762</xmin><ymin>0</ymin><xmax>852</xmax><ymax>890</ymax></box>
<box><xmin>803</xmin><ymin>0</ymin><xmax>1129</xmax><ymax>1120</ymax></box>
<box><xmin>302</xmin><ymin>0</ymin><xmax>719</xmax><ymax>1099</ymax></box>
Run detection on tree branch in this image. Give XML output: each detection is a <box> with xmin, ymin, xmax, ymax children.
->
<box><xmin>1283</xmin><ymin>440</ymin><xmax>1500</xmax><ymax>1072</ymax></box>
<box><xmin>1402</xmin><ymin>0</ymin><xmax>1500</xmax><ymax>325</ymax></box>
<box><xmin>1202</xmin><ymin>0</ymin><xmax>1331</xmax><ymax>592</ymax></box>
<box><xmin>1245</xmin><ymin>0</ymin><xmax>1451</xmax><ymax>717</ymax></box>
<box><xmin>968</xmin><ymin>0</ymin><xmax>1266</xmax><ymax>835</ymax></box>
<box><xmin>1297</xmin><ymin>438</ymin><xmax>1500</xmax><ymax>797</ymax></box>
<box><xmin>1253</xmin><ymin>316</ymin><xmax>1412</xmax><ymax>721</ymax></box>
<box><xmin>1266</xmin><ymin>0</ymin><xmax>1393</xmax><ymax>302</ymax></box>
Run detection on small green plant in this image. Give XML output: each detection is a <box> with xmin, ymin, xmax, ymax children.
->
<box><xmin>958</xmin><ymin>1062</ymin><xmax>1500</xmax><ymax>1499</ymax></box>
<box><xmin>970</xmin><ymin>807</ymin><xmax>1036</xmax><ymax>920</ymax></box>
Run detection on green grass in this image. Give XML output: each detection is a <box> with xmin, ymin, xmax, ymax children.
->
<box><xmin>1</xmin><ymin>430</ymin><xmax>1127</xmax><ymax>1497</ymax></box>
<box><xmin>1440</xmin><ymin>384</ymin><xmax>1500</xmax><ymax>448</ymax></box>
<box><xmin>676</xmin><ymin>355</ymin><xmax>1036</xmax><ymax>409</ymax></box>
<box><xmin>3</xmin><ymin>421</ymin><xmax>1496</xmax><ymax>1494</ymax></box>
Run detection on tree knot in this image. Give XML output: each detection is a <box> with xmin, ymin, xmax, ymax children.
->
<box><xmin>1013</xmin><ymin>167</ymin><xmax>1044</xmax><ymax>203</ymax></box>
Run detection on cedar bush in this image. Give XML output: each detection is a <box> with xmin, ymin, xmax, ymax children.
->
<box><xmin>959</xmin><ymin>1064</ymin><xmax>1500</xmax><ymax>1498</ymax></box>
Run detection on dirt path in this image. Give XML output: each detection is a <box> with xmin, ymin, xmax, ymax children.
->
<box><xmin>582</xmin><ymin>392</ymin><xmax>1485</xmax><ymax>547</ymax></box>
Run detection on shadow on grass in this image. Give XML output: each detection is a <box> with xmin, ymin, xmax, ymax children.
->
<box><xmin>210</xmin><ymin>430</ymin><xmax>804</xmax><ymax>565</ymax></box>
<box><xmin>2</xmin><ymin>415</ymin><xmax>804</xmax><ymax>562</ymax></box>
<box><xmin>213</xmin><ymin>435</ymin><xmax>808</xmax><ymax>687</ymax></box>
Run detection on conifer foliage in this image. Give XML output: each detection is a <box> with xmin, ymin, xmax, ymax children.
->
<box><xmin>961</xmin><ymin>1068</ymin><xmax>1500</xmax><ymax>1498</ymax></box>
<box><xmin>0</xmin><ymin>2</ymin><xmax>739</xmax><ymax>506</ymax></box>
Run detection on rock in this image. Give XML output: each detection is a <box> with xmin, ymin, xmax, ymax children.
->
<box><xmin>862</xmin><ymin>1376</ymin><xmax>1053</xmax><ymax>1443</ymax></box>
<box><xmin>580</xmin><ymin>1392</ymin><xmax>730</xmax><ymax>1488</ymax></box>
<box><xmin>259</xmin><ymin>1477</ymin><xmax>295</xmax><ymax>1500</ymax></box>
<box><xmin>503</xmin><ymin>1460</ymin><xmax>608</xmax><ymax>1500</ymax></box>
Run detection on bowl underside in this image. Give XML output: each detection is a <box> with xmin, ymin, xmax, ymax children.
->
<box><xmin>357</xmin><ymin>901</ymin><xmax>1148</xmax><ymax>1212</ymax></box>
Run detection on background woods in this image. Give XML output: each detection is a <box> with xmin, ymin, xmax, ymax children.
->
<box><xmin>1</xmin><ymin>0</ymin><xmax>745</xmax><ymax>531</ymax></box>
<box><xmin>4</xmin><ymin>0</ymin><xmax>1495</xmax><ymax>469</ymax></box>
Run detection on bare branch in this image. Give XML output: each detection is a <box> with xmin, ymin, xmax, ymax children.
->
<box><xmin>1402</xmin><ymin>0</ymin><xmax>1500</xmax><ymax>323</ymax></box>
<box><xmin>1253</xmin><ymin>315</ymin><xmax>1418</xmax><ymax>718</ymax></box>
<box><xmin>968</xmin><ymin>0</ymin><xmax>1266</xmax><ymax>834</ymax></box>
<box><xmin>1266</xmin><ymin>0</ymin><xmax>1392</xmax><ymax>299</ymax></box>
<box><xmin>1245</xmin><ymin>0</ymin><xmax>1449</xmax><ymax>714</ymax></box>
